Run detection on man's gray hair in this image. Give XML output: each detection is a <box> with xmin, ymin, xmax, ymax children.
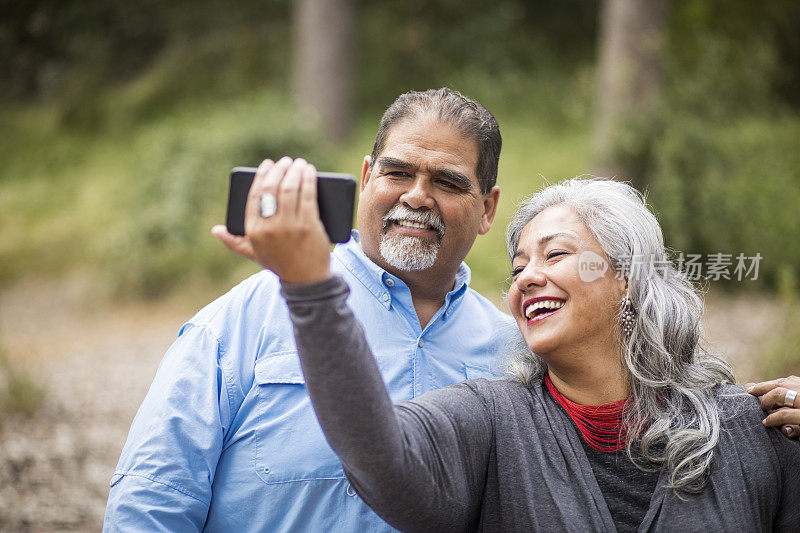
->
<box><xmin>370</xmin><ymin>88</ymin><xmax>501</xmax><ymax>194</ymax></box>
<box><xmin>504</xmin><ymin>177</ymin><xmax>737</xmax><ymax>494</ymax></box>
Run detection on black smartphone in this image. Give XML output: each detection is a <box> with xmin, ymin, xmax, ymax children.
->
<box><xmin>225</xmin><ymin>166</ymin><xmax>356</xmax><ymax>243</ymax></box>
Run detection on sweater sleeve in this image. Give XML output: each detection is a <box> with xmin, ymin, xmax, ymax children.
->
<box><xmin>282</xmin><ymin>275</ymin><xmax>492</xmax><ymax>532</ymax></box>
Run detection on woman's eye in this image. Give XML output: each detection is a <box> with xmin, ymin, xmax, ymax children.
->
<box><xmin>546</xmin><ymin>251</ymin><xmax>568</xmax><ymax>260</ymax></box>
<box><xmin>511</xmin><ymin>266</ymin><xmax>525</xmax><ymax>278</ymax></box>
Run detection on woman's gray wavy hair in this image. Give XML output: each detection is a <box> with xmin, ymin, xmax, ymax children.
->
<box><xmin>504</xmin><ymin>177</ymin><xmax>736</xmax><ymax>494</ymax></box>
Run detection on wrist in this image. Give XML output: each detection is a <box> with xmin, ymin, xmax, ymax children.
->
<box><xmin>281</xmin><ymin>273</ymin><xmax>345</xmax><ymax>300</ymax></box>
<box><xmin>280</xmin><ymin>272</ymin><xmax>333</xmax><ymax>285</ymax></box>
<box><xmin>278</xmin><ymin>263</ymin><xmax>332</xmax><ymax>285</ymax></box>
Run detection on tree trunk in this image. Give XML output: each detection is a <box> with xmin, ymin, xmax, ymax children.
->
<box><xmin>292</xmin><ymin>0</ymin><xmax>355</xmax><ymax>144</ymax></box>
<box><xmin>593</xmin><ymin>0</ymin><xmax>669</xmax><ymax>191</ymax></box>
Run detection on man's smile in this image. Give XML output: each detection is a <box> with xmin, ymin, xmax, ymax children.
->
<box><xmin>395</xmin><ymin>219</ymin><xmax>432</xmax><ymax>230</ymax></box>
<box><xmin>390</xmin><ymin>219</ymin><xmax>440</xmax><ymax>240</ymax></box>
<box><xmin>382</xmin><ymin>205</ymin><xmax>445</xmax><ymax>240</ymax></box>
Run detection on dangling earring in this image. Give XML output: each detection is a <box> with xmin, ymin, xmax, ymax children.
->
<box><xmin>621</xmin><ymin>295</ymin><xmax>635</xmax><ymax>338</ymax></box>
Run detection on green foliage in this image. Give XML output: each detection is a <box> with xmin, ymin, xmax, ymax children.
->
<box><xmin>650</xmin><ymin>113</ymin><xmax>800</xmax><ymax>287</ymax></box>
<box><xmin>648</xmin><ymin>17</ymin><xmax>800</xmax><ymax>289</ymax></box>
<box><xmin>0</xmin><ymin>84</ymin><xmax>340</xmax><ymax>296</ymax></box>
<box><xmin>99</xmin><ymin>91</ymin><xmax>335</xmax><ymax>297</ymax></box>
<box><xmin>2</xmin><ymin>0</ymin><xmax>800</xmax><ymax>300</ymax></box>
<box><xmin>669</xmin><ymin>0</ymin><xmax>800</xmax><ymax>110</ymax></box>
<box><xmin>0</xmin><ymin>349</ymin><xmax>46</xmax><ymax>424</ymax></box>
<box><xmin>357</xmin><ymin>0</ymin><xmax>598</xmax><ymax>111</ymax></box>
<box><xmin>757</xmin><ymin>268</ymin><xmax>800</xmax><ymax>378</ymax></box>
<box><xmin>0</xmin><ymin>0</ymin><xmax>291</xmax><ymax>100</ymax></box>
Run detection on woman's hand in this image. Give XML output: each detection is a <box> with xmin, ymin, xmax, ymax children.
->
<box><xmin>747</xmin><ymin>376</ymin><xmax>800</xmax><ymax>440</ymax></box>
<box><xmin>215</xmin><ymin>156</ymin><xmax>332</xmax><ymax>284</ymax></box>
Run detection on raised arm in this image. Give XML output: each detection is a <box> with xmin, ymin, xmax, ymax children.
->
<box><xmin>283</xmin><ymin>276</ymin><xmax>491</xmax><ymax>530</ymax></box>
<box><xmin>235</xmin><ymin>157</ymin><xmax>492</xmax><ymax>530</ymax></box>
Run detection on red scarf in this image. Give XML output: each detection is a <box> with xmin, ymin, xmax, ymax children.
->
<box><xmin>544</xmin><ymin>373</ymin><xmax>630</xmax><ymax>453</ymax></box>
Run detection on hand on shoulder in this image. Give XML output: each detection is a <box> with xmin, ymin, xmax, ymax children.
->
<box><xmin>746</xmin><ymin>375</ymin><xmax>800</xmax><ymax>440</ymax></box>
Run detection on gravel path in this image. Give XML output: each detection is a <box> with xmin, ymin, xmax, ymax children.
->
<box><xmin>0</xmin><ymin>279</ymin><xmax>779</xmax><ymax>531</ymax></box>
<box><xmin>0</xmin><ymin>280</ymin><xmax>191</xmax><ymax>531</ymax></box>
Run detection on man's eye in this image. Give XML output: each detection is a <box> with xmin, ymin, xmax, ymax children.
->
<box><xmin>387</xmin><ymin>171</ymin><xmax>410</xmax><ymax>177</ymax></box>
<box><xmin>436</xmin><ymin>179</ymin><xmax>461</xmax><ymax>190</ymax></box>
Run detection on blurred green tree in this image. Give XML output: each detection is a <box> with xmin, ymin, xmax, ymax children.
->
<box><xmin>3</xmin><ymin>0</ymin><xmax>800</xmax><ymax>294</ymax></box>
<box><xmin>593</xmin><ymin>0</ymin><xmax>670</xmax><ymax>191</ymax></box>
<box><xmin>293</xmin><ymin>0</ymin><xmax>355</xmax><ymax>143</ymax></box>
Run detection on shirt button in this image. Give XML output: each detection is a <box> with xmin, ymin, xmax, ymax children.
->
<box><xmin>385</xmin><ymin>278</ymin><xmax>394</xmax><ymax>287</ymax></box>
<box><xmin>418</xmin><ymin>339</ymin><xmax>424</xmax><ymax>348</ymax></box>
<box><xmin>381</xmin><ymin>294</ymin><xmax>389</xmax><ymax>302</ymax></box>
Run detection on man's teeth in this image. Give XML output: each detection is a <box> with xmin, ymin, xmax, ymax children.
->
<box><xmin>525</xmin><ymin>299</ymin><xmax>565</xmax><ymax>319</ymax></box>
<box><xmin>396</xmin><ymin>220</ymin><xmax>430</xmax><ymax>230</ymax></box>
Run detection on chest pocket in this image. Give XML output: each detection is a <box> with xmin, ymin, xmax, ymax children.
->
<box><xmin>253</xmin><ymin>352</ymin><xmax>346</xmax><ymax>485</ymax></box>
<box><xmin>463</xmin><ymin>362</ymin><xmax>497</xmax><ymax>381</ymax></box>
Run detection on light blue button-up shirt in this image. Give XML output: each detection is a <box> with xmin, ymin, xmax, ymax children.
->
<box><xmin>104</xmin><ymin>232</ymin><xmax>512</xmax><ymax>532</ymax></box>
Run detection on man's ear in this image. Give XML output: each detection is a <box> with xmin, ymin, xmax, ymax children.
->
<box><xmin>360</xmin><ymin>156</ymin><xmax>372</xmax><ymax>192</ymax></box>
<box><xmin>478</xmin><ymin>186</ymin><xmax>501</xmax><ymax>235</ymax></box>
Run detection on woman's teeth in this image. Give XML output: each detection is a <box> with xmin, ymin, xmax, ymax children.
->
<box><xmin>525</xmin><ymin>299</ymin><xmax>565</xmax><ymax>319</ymax></box>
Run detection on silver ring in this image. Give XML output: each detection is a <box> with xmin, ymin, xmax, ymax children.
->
<box><xmin>260</xmin><ymin>193</ymin><xmax>277</xmax><ymax>218</ymax></box>
<box><xmin>784</xmin><ymin>389</ymin><xmax>798</xmax><ymax>408</ymax></box>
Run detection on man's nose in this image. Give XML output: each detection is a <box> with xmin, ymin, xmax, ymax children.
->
<box><xmin>399</xmin><ymin>177</ymin><xmax>436</xmax><ymax>210</ymax></box>
<box><xmin>515</xmin><ymin>263</ymin><xmax>547</xmax><ymax>291</ymax></box>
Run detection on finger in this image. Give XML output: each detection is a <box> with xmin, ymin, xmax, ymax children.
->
<box><xmin>781</xmin><ymin>376</ymin><xmax>800</xmax><ymax>392</ymax></box>
<box><xmin>763</xmin><ymin>407</ymin><xmax>800</xmax><ymax>428</ymax></box>
<box><xmin>246</xmin><ymin>157</ymin><xmax>292</xmax><ymax>236</ymax></box>
<box><xmin>245</xmin><ymin>159</ymin><xmax>277</xmax><ymax>230</ymax></box>
<box><xmin>248</xmin><ymin>159</ymin><xmax>275</xmax><ymax>203</ymax></box>
<box><xmin>746</xmin><ymin>378</ymin><xmax>783</xmax><ymax>396</ymax></box>
<box><xmin>277</xmin><ymin>158</ymin><xmax>307</xmax><ymax>217</ymax></box>
<box><xmin>255</xmin><ymin>158</ymin><xmax>275</xmax><ymax>182</ymax></box>
<box><xmin>759</xmin><ymin>385</ymin><xmax>800</xmax><ymax>411</ymax></box>
<box><xmin>759</xmin><ymin>386</ymin><xmax>792</xmax><ymax>411</ymax></box>
<box><xmin>747</xmin><ymin>375</ymin><xmax>800</xmax><ymax>396</ymax></box>
<box><xmin>211</xmin><ymin>225</ymin><xmax>255</xmax><ymax>260</ymax></box>
<box><xmin>781</xmin><ymin>424</ymin><xmax>800</xmax><ymax>439</ymax></box>
<box><xmin>299</xmin><ymin>164</ymin><xmax>319</xmax><ymax>222</ymax></box>
<box><xmin>261</xmin><ymin>156</ymin><xmax>293</xmax><ymax>195</ymax></box>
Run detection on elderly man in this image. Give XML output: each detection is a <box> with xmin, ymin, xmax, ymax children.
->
<box><xmin>104</xmin><ymin>88</ymin><xmax>512</xmax><ymax>531</ymax></box>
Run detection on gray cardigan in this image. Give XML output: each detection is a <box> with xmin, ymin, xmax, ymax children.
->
<box><xmin>283</xmin><ymin>276</ymin><xmax>800</xmax><ymax>532</ymax></box>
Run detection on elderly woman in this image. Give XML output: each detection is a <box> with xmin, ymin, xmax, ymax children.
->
<box><xmin>245</xmin><ymin>165</ymin><xmax>800</xmax><ymax>531</ymax></box>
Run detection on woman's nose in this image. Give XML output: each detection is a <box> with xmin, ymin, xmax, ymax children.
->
<box><xmin>515</xmin><ymin>263</ymin><xmax>547</xmax><ymax>291</ymax></box>
<box><xmin>399</xmin><ymin>178</ymin><xmax>436</xmax><ymax>210</ymax></box>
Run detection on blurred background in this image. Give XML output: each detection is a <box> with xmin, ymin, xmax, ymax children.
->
<box><xmin>1</xmin><ymin>0</ymin><xmax>799</xmax><ymax>529</ymax></box>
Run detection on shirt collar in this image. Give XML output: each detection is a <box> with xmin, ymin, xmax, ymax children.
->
<box><xmin>333</xmin><ymin>230</ymin><xmax>472</xmax><ymax>311</ymax></box>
